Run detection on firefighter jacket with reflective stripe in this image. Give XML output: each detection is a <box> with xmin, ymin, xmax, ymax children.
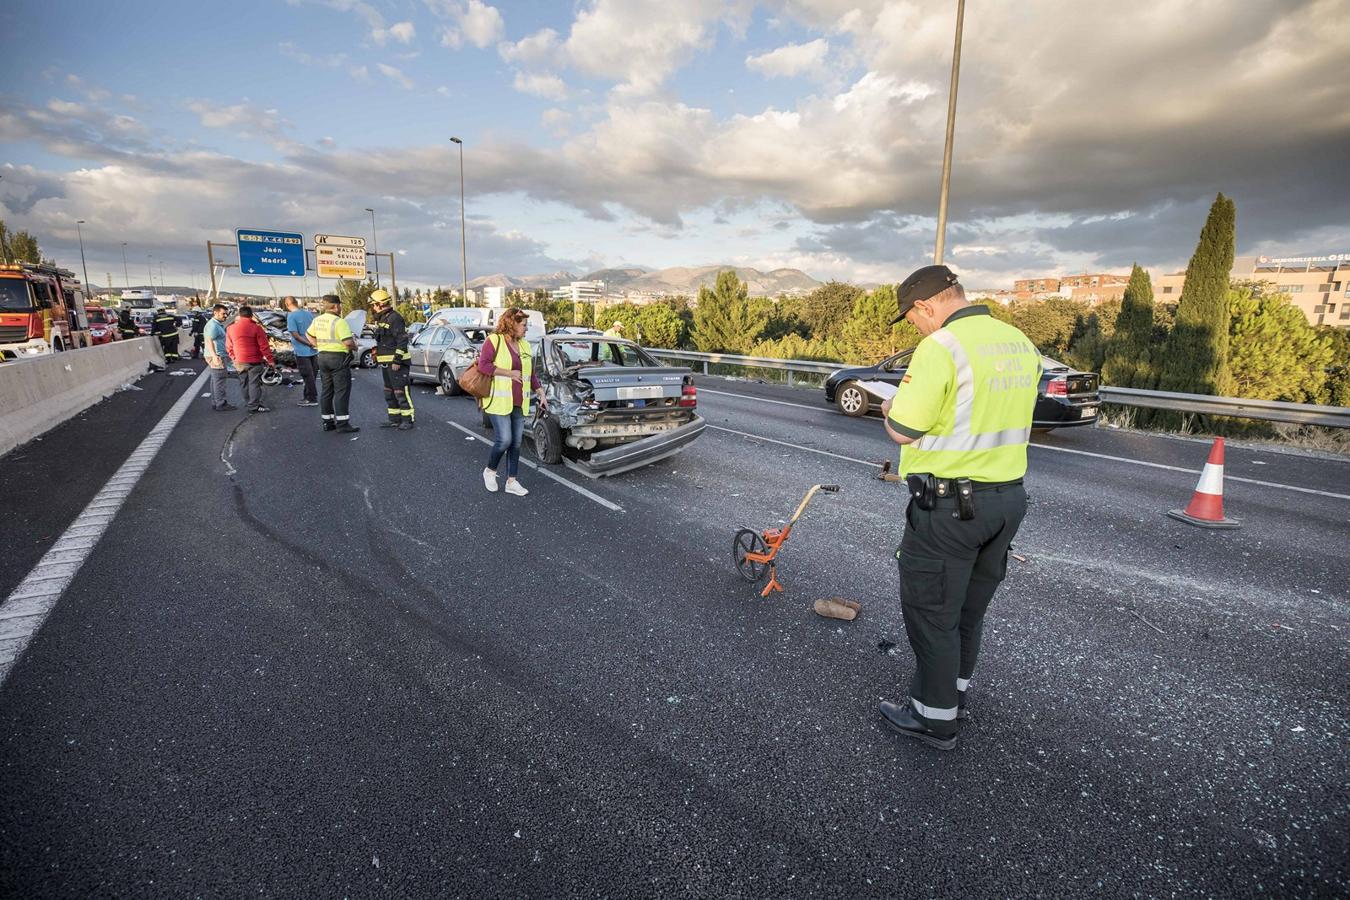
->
<box><xmin>307</xmin><ymin>312</ymin><xmax>353</xmax><ymax>353</ymax></box>
<box><xmin>482</xmin><ymin>333</ymin><xmax>532</xmax><ymax>417</ymax></box>
<box><xmin>887</xmin><ymin>306</ymin><xmax>1040</xmax><ymax>482</ymax></box>
<box><xmin>372</xmin><ymin>308</ymin><xmax>410</xmax><ymax>364</ymax></box>
<box><xmin>152</xmin><ymin>312</ymin><xmax>177</xmax><ymax>336</ymax></box>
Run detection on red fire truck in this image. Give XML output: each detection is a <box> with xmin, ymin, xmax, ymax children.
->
<box><xmin>0</xmin><ymin>262</ymin><xmax>93</xmax><ymax>360</ymax></box>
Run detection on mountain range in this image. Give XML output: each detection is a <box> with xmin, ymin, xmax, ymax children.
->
<box><xmin>468</xmin><ymin>264</ymin><xmax>821</xmax><ymax>296</ymax></box>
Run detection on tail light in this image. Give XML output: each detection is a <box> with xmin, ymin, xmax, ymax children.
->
<box><xmin>1046</xmin><ymin>376</ymin><xmax>1067</xmax><ymax>397</ymax></box>
<box><xmin>679</xmin><ymin>382</ymin><xmax>697</xmax><ymax>408</ymax></box>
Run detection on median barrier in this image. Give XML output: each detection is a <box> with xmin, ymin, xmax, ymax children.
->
<box><xmin>0</xmin><ymin>338</ymin><xmax>167</xmax><ymax>459</ymax></box>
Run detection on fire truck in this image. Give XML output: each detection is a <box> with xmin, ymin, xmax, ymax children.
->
<box><xmin>0</xmin><ymin>262</ymin><xmax>93</xmax><ymax>360</ymax></box>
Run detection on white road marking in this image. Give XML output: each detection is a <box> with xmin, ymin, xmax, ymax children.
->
<box><xmin>707</xmin><ymin>425</ymin><xmax>879</xmax><ymax>467</ymax></box>
<box><xmin>699</xmin><ymin>388</ymin><xmax>835</xmax><ymax>414</ymax></box>
<box><xmin>446</xmin><ymin>420</ymin><xmax>624</xmax><ymax>513</ymax></box>
<box><xmin>1031</xmin><ymin>443</ymin><xmax>1350</xmax><ymax>500</ymax></box>
<box><xmin>0</xmin><ymin>367</ymin><xmax>211</xmax><ymax>685</ymax></box>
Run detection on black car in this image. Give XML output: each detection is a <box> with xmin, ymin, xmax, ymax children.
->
<box><xmin>824</xmin><ymin>349</ymin><xmax>1101</xmax><ymax>431</ymax></box>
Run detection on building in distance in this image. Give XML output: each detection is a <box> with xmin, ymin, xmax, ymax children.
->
<box><xmin>1155</xmin><ymin>253</ymin><xmax>1349</xmax><ymax>328</ymax></box>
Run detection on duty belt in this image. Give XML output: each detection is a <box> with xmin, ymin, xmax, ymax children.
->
<box><xmin>906</xmin><ymin>474</ymin><xmax>1023</xmax><ymax>520</ymax></box>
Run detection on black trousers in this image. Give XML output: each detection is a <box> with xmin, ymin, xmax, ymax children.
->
<box><xmin>317</xmin><ymin>351</ymin><xmax>353</xmax><ymax>421</ymax></box>
<box><xmin>381</xmin><ymin>364</ymin><xmax>414</xmax><ymax>422</ymax></box>
<box><xmin>896</xmin><ymin>482</ymin><xmax>1027</xmax><ymax>736</ymax></box>
<box><xmin>295</xmin><ymin>354</ymin><xmax>318</xmax><ymax>403</ymax></box>
<box><xmin>159</xmin><ymin>334</ymin><xmax>179</xmax><ymax>359</ymax></box>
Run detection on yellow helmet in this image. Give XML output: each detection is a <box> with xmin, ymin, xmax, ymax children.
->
<box><xmin>370</xmin><ymin>289</ymin><xmax>391</xmax><ymax>305</ymax></box>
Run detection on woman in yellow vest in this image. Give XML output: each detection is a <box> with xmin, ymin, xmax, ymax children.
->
<box><xmin>474</xmin><ymin>308</ymin><xmax>548</xmax><ymax>496</ymax></box>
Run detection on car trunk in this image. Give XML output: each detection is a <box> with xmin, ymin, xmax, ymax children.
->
<box><xmin>1066</xmin><ymin>372</ymin><xmax>1099</xmax><ymax>398</ymax></box>
<box><xmin>571</xmin><ymin>366</ymin><xmax>695</xmax><ymax>424</ymax></box>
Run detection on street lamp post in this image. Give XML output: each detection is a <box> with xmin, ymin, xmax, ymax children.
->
<box><xmin>933</xmin><ymin>0</ymin><xmax>966</xmax><ymax>265</ymax></box>
<box><xmin>450</xmin><ymin>137</ymin><xmax>468</xmax><ymax>307</ymax></box>
<box><xmin>75</xmin><ymin>220</ymin><xmax>91</xmax><ymax>296</ymax></box>
<box><xmin>365</xmin><ymin>207</ymin><xmax>380</xmax><ymax>288</ymax></box>
<box><xmin>147</xmin><ymin>255</ymin><xmax>154</xmax><ymax>289</ymax></box>
<box><xmin>121</xmin><ymin>243</ymin><xmax>130</xmax><ymax>288</ymax></box>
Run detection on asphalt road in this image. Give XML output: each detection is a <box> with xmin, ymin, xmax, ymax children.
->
<box><xmin>1</xmin><ymin>363</ymin><xmax>1346</xmax><ymax>897</ymax></box>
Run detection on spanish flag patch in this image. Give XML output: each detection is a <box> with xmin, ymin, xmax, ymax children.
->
<box><xmin>901</xmin><ymin>374</ymin><xmax>911</xmax><ymax>384</ymax></box>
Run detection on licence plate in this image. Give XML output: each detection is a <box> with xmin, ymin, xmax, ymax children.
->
<box><xmin>616</xmin><ymin>385</ymin><xmax>664</xmax><ymax>399</ymax></box>
<box><xmin>1079</xmin><ymin>405</ymin><xmax>1099</xmax><ymax>417</ymax></box>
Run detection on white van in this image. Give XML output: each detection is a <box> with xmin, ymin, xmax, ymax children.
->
<box><xmin>426</xmin><ymin>306</ymin><xmax>545</xmax><ymax>341</ymax></box>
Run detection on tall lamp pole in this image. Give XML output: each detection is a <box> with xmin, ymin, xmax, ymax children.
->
<box><xmin>121</xmin><ymin>242</ymin><xmax>130</xmax><ymax>288</ymax></box>
<box><xmin>75</xmin><ymin>220</ymin><xmax>91</xmax><ymax>296</ymax></box>
<box><xmin>450</xmin><ymin>137</ymin><xmax>468</xmax><ymax>306</ymax></box>
<box><xmin>933</xmin><ymin>0</ymin><xmax>966</xmax><ymax>265</ymax></box>
<box><xmin>147</xmin><ymin>255</ymin><xmax>154</xmax><ymax>289</ymax></box>
<box><xmin>365</xmin><ymin>207</ymin><xmax>380</xmax><ymax>288</ymax></box>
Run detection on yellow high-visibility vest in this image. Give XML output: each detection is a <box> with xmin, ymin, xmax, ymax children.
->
<box><xmin>307</xmin><ymin>313</ymin><xmax>352</xmax><ymax>353</ymax></box>
<box><xmin>887</xmin><ymin>306</ymin><xmax>1040</xmax><ymax>481</ymax></box>
<box><xmin>482</xmin><ymin>333</ymin><xmax>532</xmax><ymax>416</ymax></box>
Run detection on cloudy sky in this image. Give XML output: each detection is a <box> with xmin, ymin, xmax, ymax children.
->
<box><xmin>1</xmin><ymin>0</ymin><xmax>1347</xmax><ymax>294</ymax></box>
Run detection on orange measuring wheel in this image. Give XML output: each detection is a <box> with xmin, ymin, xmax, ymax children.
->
<box><xmin>732</xmin><ymin>484</ymin><xmax>839</xmax><ymax>597</ymax></box>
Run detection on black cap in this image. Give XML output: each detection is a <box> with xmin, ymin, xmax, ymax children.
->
<box><xmin>891</xmin><ymin>264</ymin><xmax>959</xmax><ymax>324</ymax></box>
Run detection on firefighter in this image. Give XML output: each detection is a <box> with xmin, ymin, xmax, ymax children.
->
<box><xmin>369</xmin><ymin>290</ymin><xmax>414</xmax><ymax>430</ymax></box>
<box><xmin>118</xmin><ymin>308</ymin><xmax>138</xmax><ymax>341</ymax></box>
<box><xmin>877</xmin><ymin>264</ymin><xmax>1040</xmax><ymax>752</ymax></box>
<box><xmin>153</xmin><ymin>307</ymin><xmax>180</xmax><ymax>360</ymax></box>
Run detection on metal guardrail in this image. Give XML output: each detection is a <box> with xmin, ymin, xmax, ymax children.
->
<box><xmin>646</xmin><ymin>348</ymin><xmax>1350</xmax><ymax>429</ymax></box>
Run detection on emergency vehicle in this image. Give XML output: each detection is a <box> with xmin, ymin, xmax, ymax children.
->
<box><xmin>118</xmin><ymin>289</ymin><xmax>160</xmax><ymax>336</ymax></box>
<box><xmin>0</xmin><ymin>262</ymin><xmax>93</xmax><ymax>360</ymax></box>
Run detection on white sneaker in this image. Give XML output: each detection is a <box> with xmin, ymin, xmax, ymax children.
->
<box><xmin>483</xmin><ymin>468</ymin><xmax>498</xmax><ymax>492</ymax></box>
<box><xmin>504</xmin><ymin>478</ymin><xmax>529</xmax><ymax>497</ymax></box>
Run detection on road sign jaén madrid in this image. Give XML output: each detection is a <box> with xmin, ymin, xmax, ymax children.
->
<box><xmin>236</xmin><ymin>228</ymin><xmax>305</xmax><ymax>277</ymax></box>
<box><xmin>314</xmin><ymin>233</ymin><xmax>367</xmax><ymax>279</ymax></box>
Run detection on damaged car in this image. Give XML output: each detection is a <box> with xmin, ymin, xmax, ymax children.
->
<box><xmin>530</xmin><ymin>334</ymin><xmax>706</xmax><ymax>477</ymax></box>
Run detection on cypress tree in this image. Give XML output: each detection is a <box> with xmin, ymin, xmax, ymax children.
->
<box><xmin>1101</xmin><ymin>263</ymin><xmax>1155</xmax><ymax>389</ymax></box>
<box><xmin>691</xmin><ymin>270</ymin><xmax>765</xmax><ymax>353</ymax></box>
<box><xmin>1150</xmin><ymin>193</ymin><xmax>1236</xmax><ymax>429</ymax></box>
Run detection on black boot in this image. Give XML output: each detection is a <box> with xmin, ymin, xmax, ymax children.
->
<box><xmin>321</xmin><ymin>420</ymin><xmax>336</xmax><ymax>432</ymax></box>
<box><xmin>398</xmin><ymin>420</ymin><xmax>415</xmax><ymax>430</ymax></box>
<box><xmin>879</xmin><ymin>701</ymin><xmax>957</xmax><ymax>751</ymax></box>
<box><xmin>335</xmin><ymin>422</ymin><xmax>360</xmax><ymax>433</ymax></box>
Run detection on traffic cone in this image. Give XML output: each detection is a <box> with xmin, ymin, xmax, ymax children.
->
<box><xmin>1167</xmin><ymin>438</ymin><xmax>1240</xmax><ymax>529</ymax></box>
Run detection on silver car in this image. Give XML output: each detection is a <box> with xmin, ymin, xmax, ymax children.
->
<box><xmin>406</xmin><ymin>324</ymin><xmax>489</xmax><ymax>394</ymax></box>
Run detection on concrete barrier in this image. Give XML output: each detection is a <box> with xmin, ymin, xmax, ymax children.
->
<box><xmin>0</xmin><ymin>338</ymin><xmax>168</xmax><ymax>459</ymax></box>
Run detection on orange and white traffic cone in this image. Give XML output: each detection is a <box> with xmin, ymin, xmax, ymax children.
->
<box><xmin>1167</xmin><ymin>438</ymin><xmax>1240</xmax><ymax>529</ymax></box>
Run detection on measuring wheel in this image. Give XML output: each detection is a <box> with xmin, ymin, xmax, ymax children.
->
<box><xmin>732</xmin><ymin>528</ymin><xmax>770</xmax><ymax>583</ymax></box>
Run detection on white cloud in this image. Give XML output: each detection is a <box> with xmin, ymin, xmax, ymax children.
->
<box><xmin>388</xmin><ymin>21</ymin><xmax>416</xmax><ymax>43</ymax></box>
<box><xmin>350</xmin><ymin>65</ymin><xmax>370</xmax><ymax>81</ymax></box>
<box><xmin>541</xmin><ymin>108</ymin><xmax>572</xmax><ymax>136</ymax></box>
<box><xmin>745</xmin><ymin>38</ymin><xmax>830</xmax><ymax>79</ymax></box>
<box><xmin>377</xmin><ymin>63</ymin><xmax>414</xmax><ymax>90</ymax></box>
<box><xmin>513</xmin><ymin>72</ymin><xmax>568</xmax><ymax>101</ymax></box>
<box><xmin>498</xmin><ymin>28</ymin><xmax>559</xmax><ymax>66</ymax></box>
<box><xmin>186</xmin><ymin>99</ymin><xmax>284</xmax><ymax>135</ymax></box>
<box><xmin>437</xmin><ymin>0</ymin><xmax>504</xmax><ymax>49</ymax></box>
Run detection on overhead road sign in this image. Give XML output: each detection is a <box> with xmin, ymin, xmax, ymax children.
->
<box><xmin>236</xmin><ymin>228</ymin><xmax>305</xmax><ymax>277</ymax></box>
<box><xmin>314</xmin><ymin>233</ymin><xmax>368</xmax><ymax>279</ymax></box>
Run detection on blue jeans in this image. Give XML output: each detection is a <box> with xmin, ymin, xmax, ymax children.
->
<box><xmin>487</xmin><ymin>408</ymin><xmax>525</xmax><ymax>478</ymax></box>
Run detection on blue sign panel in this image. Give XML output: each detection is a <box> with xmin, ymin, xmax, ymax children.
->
<box><xmin>235</xmin><ymin>228</ymin><xmax>306</xmax><ymax>277</ymax></box>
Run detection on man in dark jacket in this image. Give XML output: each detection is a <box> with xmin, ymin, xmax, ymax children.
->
<box><xmin>370</xmin><ymin>290</ymin><xmax>414</xmax><ymax>430</ymax></box>
<box><xmin>118</xmin><ymin>309</ymin><xmax>138</xmax><ymax>341</ymax></box>
<box><xmin>225</xmin><ymin>306</ymin><xmax>276</xmax><ymax>413</ymax></box>
<box><xmin>152</xmin><ymin>308</ymin><xmax>180</xmax><ymax>360</ymax></box>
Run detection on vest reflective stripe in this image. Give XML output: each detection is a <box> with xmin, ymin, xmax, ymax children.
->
<box><xmin>928</xmin><ymin>329</ymin><xmax>974</xmax><ymax>437</ymax></box>
<box><xmin>916</xmin><ymin>426</ymin><xmax>1032</xmax><ymax>453</ymax></box>
<box><xmin>482</xmin><ymin>334</ymin><xmax>531</xmax><ymax>417</ymax></box>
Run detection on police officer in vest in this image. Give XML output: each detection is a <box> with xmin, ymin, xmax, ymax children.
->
<box><xmin>305</xmin><ymin>295</ymin><xmax>360</xmax><ymax>434</ymax></box>
<box><xmin>153</xmin><ymin>307</ymin><xmax>180</xmax><ymax>360</ymax></box>
<box><xmin>878</xmin><ymin>264</ymin><xmax>1040</xmax><ymax>751</ymax></box>
<box><xmin>369</xmin><ymin>290</ymin><xmax>414</xmax><ymax>430</ymax></box>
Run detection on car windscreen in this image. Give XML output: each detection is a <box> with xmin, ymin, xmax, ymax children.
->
<box><xmin>1041</xmin><ymin>356</ymin><xmax>1070</xmax><ymax>371</ymax></box>
<box><xmin>0</xmin><ymin>280</ymin><xmax>34</xmax><ymax>311</ymax></box>
<box><xmin>553</xmin><ymin>339</ymin><xmax>655</xmax><ymax>369</ymax></box>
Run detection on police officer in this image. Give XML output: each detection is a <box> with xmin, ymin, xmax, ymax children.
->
<box><xmin>877</xmin><ymin>264</ymin><xmax>1040</xmax><ymax>751</ymax></box>
<box><xmin>152</xmin><ymin>307</ymin><xmax>180</xmax><ymax>360</ymax></box>
<box><xmin>305</xmin><ymin>295</ymin><xmax>360</xmax><ymax>434</ymax></box>
<box><xmin>369</xmin><ymin>289</ymin><xmax>414</xmax><ymax>430</ymax></box>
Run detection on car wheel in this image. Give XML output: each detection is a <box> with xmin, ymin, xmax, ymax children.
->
<box><xmin>359</xmin><ymin>349</ymin><xmax>375</xmax><ymax>368</ymax></box>
<box><xmin>533</xmin><ymin>413</ymin><xmax>563</xmax><ymax>464</ymax></box>
<box><xmin>836</xmin><ymin>381</ymin><xmax>868</xmax><ymax>417</ymax></box>
<box><xmin>440</xmin><ymin>364</ymin><xmax>463</xmax><ymax>396</ymax></box>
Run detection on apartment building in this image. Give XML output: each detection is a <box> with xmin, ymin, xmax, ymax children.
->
<box><xmin>1154</xmin><ymin>254</ymin><xmax>1350</xmax><ymax>328</ymax></box>
<box><xmin>549</xmin><ymin>280</ymin><xmax>607</xmax><ymax>303</ymax></box>
<box><xmin>1012</xmin><ymin>273</ymin><xmax>1130</xmax><ymax>304</ymax></box>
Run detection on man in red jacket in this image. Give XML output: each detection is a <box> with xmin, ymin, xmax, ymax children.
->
<box><xmin>225</xmin><ymin>306</ymin><xmax>276</xmax><ymax>413</ymax></box>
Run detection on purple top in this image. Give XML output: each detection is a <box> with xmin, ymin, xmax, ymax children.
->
<box><xmin>477</xmin><ymin>335</ymin><xmax>540</xmax><ymax>408</ymax></box>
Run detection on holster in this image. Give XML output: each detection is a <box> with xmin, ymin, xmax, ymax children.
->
<box><xmin>954</xmin><ymin>477</ymin><xmax>976</xmax><ymax>520</ymax></box>
<box><xmin>906</xmin><ymin>474</ymin><xmax>937</xmax><ymax>510</ymax></box>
